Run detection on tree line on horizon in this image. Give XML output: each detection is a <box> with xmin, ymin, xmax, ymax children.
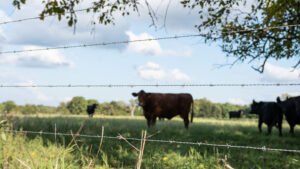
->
<box><xmin>0</xmin><ymin>96</ymin><xmax>250</xmax><ymax>118</ymax></box>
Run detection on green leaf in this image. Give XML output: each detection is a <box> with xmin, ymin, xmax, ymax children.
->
<box><xmin>68</xmin><ymin>19</ymin><xmax>73</xmax><ymax>26</ymax></box>
<box><xmin>200</xmin><ymin>1</ymin><xmax>204</xmax><ymax>8</ymax></box>
<box><xmin>1</xmin><ymin>133</ymin><xmax>6</xmax><ymax>141</ymax></box>
<box><xmin>0</xmin><ymin>120</ymin><xmax>7</xmax><ymax>125</ymax></box>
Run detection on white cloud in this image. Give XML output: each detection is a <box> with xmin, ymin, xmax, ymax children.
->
<box><xmin>227</xmin><ymin>98</ymin><xmax>246</xmax><ymax>105</ymax></box>
<box><xmin>170</xmin><ymin>69</ymin><xmax>191</xmax><ymax>82</ymax></box>
<box><xmin>126</xmin><ymin>31</ymin><xmax>163</xmax><ymax>56</ymax></box>
<box><xmin>138</xmin><ymin>62</ymin><xmax>166</xmax><ymax>79</ymax></box>
<box><xmin>137</xmin><ymin>62</ymin><xmax>191</xmax><ymax>82</ymax></box>
<box><xmin>126</xmin><ymin>31</ymin><xmax>192</xmax><ymax>57</ymax></box>
<box><xmin>261</xmin><ymin>63</ymin><xmax>300</xmax><ymax>82</ymax></box>
<box><xmin>0</xmin><ymin>46</ymin><xmax>74</xmax><ymax>68</ymax></box>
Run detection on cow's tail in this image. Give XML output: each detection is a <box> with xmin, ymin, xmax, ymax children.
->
<box><xmin>191</xmin><ymin>100</ymin><xmax>194</xmax><ymax>123</ymax></box>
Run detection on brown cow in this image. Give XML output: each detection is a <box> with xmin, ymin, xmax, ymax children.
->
<box><xmin>132</xmin><ymin>90</ymin><xmax>194</xmax><ymax>129</ymax></box>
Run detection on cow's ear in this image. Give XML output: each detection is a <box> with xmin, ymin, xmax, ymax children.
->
<box><xmin>132</xmin><ymin>93</ymin><xmax>138</xmax><ymax>97</ymax></box>
<box><xmin>276</xmin><ymin>97</ymin><xmax>281</xmax><ymax>103</ymax></box>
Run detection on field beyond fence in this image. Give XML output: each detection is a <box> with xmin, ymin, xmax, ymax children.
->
<box><xmin>1</xmin><ymin>115</ymin><xmax>300</xmax><ymax>168</ymax></box>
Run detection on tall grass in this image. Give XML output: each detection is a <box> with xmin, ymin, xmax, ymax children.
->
<box><xmin>1</xmin><ymin>115</ymin><xmax>300</xmax><ymax>168</ymax></box>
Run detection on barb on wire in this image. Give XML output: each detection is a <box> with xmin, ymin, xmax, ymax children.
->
<box><xmin>5</xmin><ymin>129</ymin><xmax>300</xmax><ymax>154</ymax></box>
<box><xmin>0</xmin><ymin>24</ymin><xmax>299</xmax><ymax>55</ymax></box>
<box><xmin>0</xmin><ymin>83</ymin><xmax>299</xmax><ymax>88</ymax></box>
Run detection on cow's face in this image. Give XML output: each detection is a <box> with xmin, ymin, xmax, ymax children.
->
<box><xmin>276</xmin><ymin>97</ymin><xmax>289</xmax><ymax>114</ymax></box>
<box><xmin>249</xmin><ymin>100</ymin><xmax>262</xmax><ymax>114</ymax></box>
<box><xmin>132</xmin><ymin>90</ymin><xmax>147</xmax><ymax>107</ymax></box>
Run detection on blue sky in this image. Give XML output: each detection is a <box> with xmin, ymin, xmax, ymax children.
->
<box><xmin>0</xmin><ymin>1</ymin><xmax>299</xmax><ymax>106</ymax></box>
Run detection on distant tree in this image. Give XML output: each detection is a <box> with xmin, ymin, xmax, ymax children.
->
<box><xmin>3</xmin><ymin>101</ymin><xmax>17</xmax><ymax>115</ymax></box>
<box><xmin>281</xmin><ymin>93</ymin><xmax>293</xmax><ymax>100</ymax></box>
<box><xmin>12</xmin><ymin>0</ymin><xmax>300</xmax><ymax>72</ymax></box>
<box><xmin>193</xmin><ymin>98</ymin><xmax>248</xmax><ymax>118</ymax></box>
<box><xmin>36</xmin><ymin>105</ymin><xmax>57</xmax><ymax>114</ymax></box>
<box><xmin>98</xmin><ymin>102</ymin><xmax>113</xmax><ymax>115</ymax></box>
<box><xmin>134</xmin><ymin>106</ymin><xmax>143</xmax><ymax>116</ymax></box>
<box><xmin>56</xmin><ymin>102</ymin><xmax>70</xmax><ymax>114</ymax></box>
<box><xmin>98</xmin><ymin>101</ymin><xmax>130</xmax><ymax>116</ymax></box>
<box><xmin>129</xmin><ymin>99</ymin><xmax>137</xmax><ymax>117</ymax></box>
<box><xmin>111</xmin><ymin>101</ymin><xmax>130</xmax><ymax>115</ymax></box>
<box><xmin>67</xmin><ymin>96</ymin><xmax>87</xmax><ymax>114</ymax></box>
<box><xmin>219</xmin><ymin>103</ymin><xmax>247</xmax><ymax>118</ymax></box>
<box><xmin>21</xmin><ymin>104</ymin><xmax>38</xmax><ymax>114</ymax></box>
<box><xmin>87</xmin><ymin>99</ymin><xmax>99</xmax><ymax>105</ymax></box>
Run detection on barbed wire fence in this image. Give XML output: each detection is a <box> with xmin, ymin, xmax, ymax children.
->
<box><xmin>4</xmin><ymin>129</ymin><xmax>300</xmax><ymax>153</ymax></box>
<box><xmin>0</xmin><ymin>83</ymin><xmax>299</xmax><ymax>88</ymax></box>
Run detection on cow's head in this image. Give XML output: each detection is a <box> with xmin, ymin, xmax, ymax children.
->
<box><xmin>239</xmin><ymin>110</ymin><xmax>243</xmax><ymax>115</ymax></box>
<box><xmin>276</xmin><ymin>96</ymin><xmax>289</xmax><ymax>114</ymax></box>
<box><xmin>132</xmin><ymin>90</ymin><xmax>147</xmax><ymax>107</ymax></box>
<box><xmin>249</xmin><ymin>100</ymin><xmax>262</xmax><ymax>114</ymax></box>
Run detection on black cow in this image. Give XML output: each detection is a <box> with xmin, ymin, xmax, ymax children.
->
<box><xmin>249</xmin><ymin>100</ymin><xmax>283</xmax><ymax>136</ymax></box>
<box><xmin>87</xmin><ymin>104</ymin><xmax>98</xmax><ymax>117</ymax></box>
<box><xmin>132</xmin><ymin>90</ymin><xmax>194</xmax><ymax>129</ymax></box>
<box><xmin>229</xmin><ymin>110</ymin><xmax>242</xmax><ymax>119</ymax></box>
<box><xmin>277</xmin><ymin>96</ymin><xmax>300</xmax><ymax>134</ymax></box>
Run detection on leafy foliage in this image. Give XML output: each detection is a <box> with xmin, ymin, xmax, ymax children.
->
<box><xmin>97</xmin><ymin>101</ymin><xmax>131</xmax><ymax>116</ymax></box>
<box><xmin>66</xmin><ymin>96</ymin><xmax>88</xmax><ymax>114</ymax></box>
<box><xmin>0</xmin><ymin>97</ymin><xmax>249</xmax><ymax>118</ymax></box>
<box><xmin>56</xmin><ymin>102</ymin><xmax>70</xmax><ymax>115</ymax></box>
<box><xmin>3</xmin><ymin>101</ymin><xmax>17</xmax><ymax>114</ymax></box>
<box><xmin>20</xmin><ymin>104</ymin><xmax>38</xmax><ymax>115</ymax></box>
<box><xmin>181</xmin><ymin>0</ymin><xmax>300</xmax><ymax>72</ymax></box>
<box><xmin>193</xmin><ymin>99</ymin><xmax>248</xmax><ymax>118</ymax></box>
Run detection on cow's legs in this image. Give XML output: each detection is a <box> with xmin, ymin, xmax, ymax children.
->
<box><xmin>278</xmin><ymin>123</ymin><xmax>282</xmax><ymax>136</ymax></box>
<box><xmin>146</xmin><ymin>116</ymin><xmax>152</xmax><ymax>127</ymax></box>
<box><xmin>147</xmin><ymin>119</ymin><xmax>151</xmax><ymax>127</ymax></box>
<box><xmin>267</xmin><ymin>125</ymin><xmax>272</xmax><ymax>135</ymax></box>
<box><xmin>159</xmin><ymin>117</ymin><xmax>164</xmax><ymax>121</ymax></box>
<box><xmin>184</xmin><ymin>118</ymin><xmax>189</xmax><ymax>129</ymax></box>
<box><xmin>258</xmin><ymin>120</ymin><xmax>262</xmax><ymax>133</ymax></box>
<box><xmin>180</xmin><ymin>113</ymin><xmax>189</xmax><ymax>129</ymax></box>
<box><xmin>289</xmin><ymin>124</ymin><xmax>295</xmax><ymax>135</ymax></box>
<box><xmin>151</xmin><ymin>116</ymin><xmax>157</xmax><ymax>126</ymax></box>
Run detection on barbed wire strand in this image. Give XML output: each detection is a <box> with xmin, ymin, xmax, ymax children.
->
<box><xmin>0</xmin><ymin>83</ymin><xmax>299</xmax><ymax>88</ymax></box>
<box><xmin>0</xmin><ymin>24</ymin><xmax>299</xmax><ymax>55</ymax></box>
<box><xmin>4</xmin><ymin>129</ymin><xmax>300</xmax><ymax>153</ymax></box>
<box><xmin>0</xmin><ymin>7</ymin><xmax>95</xmax><ymax>25</ymax></box>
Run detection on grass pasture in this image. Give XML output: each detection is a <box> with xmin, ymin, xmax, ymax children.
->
<box><xmin>1</xmin><ymin>115</ymin><xmax>300</xmax><ymax>168</ymax></box>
